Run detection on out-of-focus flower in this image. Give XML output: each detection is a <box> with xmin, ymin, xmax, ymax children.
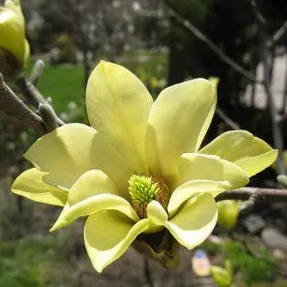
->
<box><xmin>0</xmin><ymin>0</ymin><xmax>30</xmax><ymax>78</ymax></box>
<box><xmin>217</xmin><ymin>200</ymin><xmax>241</xmax><ymax>231</ymax></box>
<box><xmin>211</xmin><ymin>260</ymin><xmax>233</xmax><ymax>287</ymax></box>
<box><xmin>12</xmin><ymin>61</ymin><xmax>277</xmax><ymax>272</ymax></box>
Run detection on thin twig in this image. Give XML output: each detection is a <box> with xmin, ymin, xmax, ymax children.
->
<box><xmin>267</xmin><ymin>19</ymin><xmax>287</xmax><ymax>48</ymax></box>
<box><xmin>250</xmin><ymin>68</ymin><xmax>258</xmax><ymax>107</ymax></box>
<box><xmin>239</xmin><ymin>193</ymin><xmax>257</xmax><ymax>213</ymax></box>
<box><xmin>216</xmin><ymin>108</ymin><xmax>240</xmax><ymax>130</ymax></box>
<box><xmin>250</xmin><ymin>0</ymin><xmax>266</xmax><ymax>25</ymax></box>
<box><xmin>0</xmin><ymin>73</ymin><xmax>45</xmax><ymax>133</ymax></box>
<box><xmin>38</xmin><ymin>103</ymin><xmax>58</xmax><ymax>132</ymax></box>
<box><xmin>215</xmin><ymin>187</ymin><xmax>287</xmax><ymax>202</ymax></box>
<box><xmin>17</xmin><ymin>76</ymin><xmax>65</xmax><ymax>126</ymax></box>
<box><xmin>165</xmin><ymin>1</ymin><xmax>258</xmax><ymax>83</ymax></box>
<box><xmin>29</xmin><ymin>59</ymin><xmax>45</xmax><ymax>86</ymax></box>
<box><xmin>18</xmin><ymin>75</ymin><xmax>46</xmax><ymax>107</ymax></box>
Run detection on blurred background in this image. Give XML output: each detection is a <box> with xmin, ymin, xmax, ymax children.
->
<box><xmin>1</xmin><ymin>0</ymin><xmax>287</xmax><ymax>286</ymax></box>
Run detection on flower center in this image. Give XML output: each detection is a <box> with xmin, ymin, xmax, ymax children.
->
<box><xmin>128</xmin><ymin>175</ymin><xmax>170</xmax><ymax>218</ymax></box>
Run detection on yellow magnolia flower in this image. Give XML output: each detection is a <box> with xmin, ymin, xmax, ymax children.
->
<box><xmin>0</xmin><ymin>0</ymin><xmax>30</xmax><ymax>76</ymax></box>
<box><xmin>12</xmin><ymin>61</ymin><xmax>277</xmax><ymax>272</ymax></box>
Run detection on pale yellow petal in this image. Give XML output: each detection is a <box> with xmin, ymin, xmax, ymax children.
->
<box><xmin>168</xmin><ymin>180</ymin><xmax>231</xmax><ymax>217</ymax></box>
<box><xmin>11</xmin><ymin>168</ymin><xmax>67</xmax><ymax>206</ymax></box>
<box><xmin>50</xmin><ymin>170</ymin><xmax>139</xmax><ymax>231</ymax></box>
<box><xmin>235</xmin><ymin>150</ymin><xmax>278</xmax><ymax>177</ymax></box>
<box><xmin>68</xmin><ymin>169</ymin><xmax>118</xmax><ymax>205</ymax></box>
<box><xmin>145</xmin><ymin>79</ymin><xmax>216</xmax><ymax>184</ymax></box>
<box><xmin>51</xmin><ymin>194</ymin><xmax>139</xmax><ymax>231</ymax></box>
<box><xmin>146</xmin><ymin>200</ymin><xmax>168</xmax><ymax>226</ymax></box>
<box><xmin>23</xmin><ymin>39</ymin><xmax>30</xmax><ymax>67</ymax></box>
<box><xmin>195</xmin><ymin>77</ymin><xmax>218</xmax><ymax>151</ymax></box>
<box><xmin>84</xmin><ymin>210</ymin><xmax>150</xmax><ymax>273</ymax></box>
<box><xmin>86</xmin><ymin>61</ymin><xmax>153</xmax><ymax>174</ymax></box>
<box><xmin>147</xmin><ymin>194</ymin><xmax>217</xmax><ymax>250</ymax></box>
<box><xmin>166</xmin><ymin>194</ymin><xmax>217</xmax><ymax>249</ymax></box>
<box><xmin>24</xmin><ymin>123</ymin><xmax>134</xmax><ymax>194</ymax></box>
<box><xmin>199</xmin><ymin>130</ymin><xmax>278</xmax><ymax>177</ymax></box>
<box><xmin>178</xmin><ymin>153</ymin><xmax>249</xmax><ymax>188</ymax></box>
<box><xmin>5</xmin><ymin>0</ymin><xmax>24</xmax><ymax>22</ymax></box>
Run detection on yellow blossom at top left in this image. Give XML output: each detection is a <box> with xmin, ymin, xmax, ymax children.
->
<box><xmin>0</xmin><ymin>0</ymin><xmax>30</xmax><ymax>76</ymax></box>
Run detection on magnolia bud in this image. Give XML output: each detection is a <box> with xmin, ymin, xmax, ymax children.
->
<box><xmin>0</xmin><ymin>0</ymin><xmax>30</xmax><ymax>79</ymax></box>
<box><xmin>211</xmin><ymin>260</ymin><xmax>233</xmax><ymax>287</ymax></box>
<box><xmin>217</xmin><ymin>200</ymin><xmax>240</xmax><ymax>231</ymax></box>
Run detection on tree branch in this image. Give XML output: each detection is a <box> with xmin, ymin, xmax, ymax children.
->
<box><xmin>267</xmin><ymin>19</ymin><xmax>287</xmax><ymax>48</ymax></box>
<box><xmin>216</xmin><ymin>107</ymin><xmax>240</xmax><ymax>130</ymax></box>
<box><xmin>215</xmin><ymin>187</ymin><xmax>287</xmax><ymax>202</ymax></box>
<box><xmin>250</xmin><ymin>0</ymin><xmax>266</xmax><ymax>25</ymax></box>
<box><xmin>0</xmin><ymin>73</ymin><xmax>46</xmax><ymax>133</ymax></box>
<box><xmin>165</xmin><ymin>1</ymin><xmax>258</xmax><ymax>83</ymax></box>
<box><xmin>17</xmin><ymin>76</ymin><xmax>65</xmax><ymax>127</ymax></box>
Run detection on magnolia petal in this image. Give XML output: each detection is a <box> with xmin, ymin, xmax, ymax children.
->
<box><xmin>178</xmin><ymin>153</ymin><xmax>249</xmax><ymax>188</ymax></box>
<box><xmin>86</xmin><ymin>61</ymin><xmax>153</xmax><ymax>174</ymax></box>
<box><xmin>50</xmin><ymin>170</ymin><xmax>138</xmax><ymax>231</ymax></box>
<box><xmin>23</xmin><ymin>39</ymin><xmax>30</xmax><ymax>67</ymax></box>
<box><xmin>50</xmin><ymin>194</ymin><xmax>139</xmax><ymax>231</ymax></box>
<box><xmin>168</xmin><ymin>180</ymin><xmax>231</xmax><ymax>217</ymax></box>
<box><xmin>199</xmin><ymin>130</ymin><xmax>278</xmax><ymax>177</ymax></box>
<box><xmin>147</xmin><ymin>200</ymin><xmax>168</xmax><ymax>226</ymax></box>
<box><xmin>11</xmin><ymin>168</ymin><xmax>67</xmax><ymax>206</ymax></box>
<box><xmin>5</xmin><ymin>0</ymin><xmax>25</xmax><ymax>22</ymax></box>
<box><xmin>147</xmin><ymin>195</ymin><xmax>217</xmax><ymax>250</ymax></box>
<box><xmin>166</xmin><ymin>194</ymin><xmax>217</xmax><ymax>249</ymax></box>
<box><xmin>146</xmin><ymin>79</ymin><xmax>216</xmax><ymax>184</ymax></box>
<box><xmin>24</xmin><ymin>123</ymin><xmax>133</xmax><ymax>194</ymax></box>
<box><xmin>84</xmin><ymin>210</ymin><xmax>150</xmax><ymax>273</ymax></box>
<box><xmin>235</xmin><ymin>150</ymin><xmax>278</xmax><ymax>177</ymax></box>
<box><xmin>195</xmin><ymin>77</ymin><xmax>218</xmax><ymax>151</ymax></box>
<box><xmin>68</xmin><ymin>169</ymin><xmax>118</xmax><ymax>205</ymax></box>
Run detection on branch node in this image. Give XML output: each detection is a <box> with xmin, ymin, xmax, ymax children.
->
<box><xmin>0</xmin><ymin>72</ymin><xmax>45</xmax><ymax>133</ymax></box>
<box><xmin>38</xmin><ymin>103</ymin><xmax>58</xmax><ymax>132</ymax></box>
<box><xmin>240</xmin><ymin>194</ymin><xmax>258</xmax><ymax>213</ymax></box>
<box><xmin>29</xmin><ymin>59</ymin><xmax>45</xmax><ymax>86</ymax></box>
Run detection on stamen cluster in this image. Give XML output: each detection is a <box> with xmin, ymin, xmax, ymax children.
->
<box><xmin>128</xmin><ymin>175</ymin><xmax>160</xmax><ymax>203</ymax></box>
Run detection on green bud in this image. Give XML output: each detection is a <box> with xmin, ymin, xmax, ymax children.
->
<box><xmin>211</xmin><ymin>260</ymin><xmax>233</xmax><ymax>287</ymax></box>
<box><xmin>217</xmin><ymin>200</ymin><xmax>240</xmax><ymax>231</ymax></box>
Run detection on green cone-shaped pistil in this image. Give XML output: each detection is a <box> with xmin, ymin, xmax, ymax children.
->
<box><xmin>128</xmin><ymin>175</ymin><xmax>160</xmax><ymax>204</ymax></box>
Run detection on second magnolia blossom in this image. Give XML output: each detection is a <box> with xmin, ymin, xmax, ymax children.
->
<box><xmin>12</xmin><ymin>61</ymin><xmax>277</xmax><ymax>272</ymax></box>
<box><xmin>0</xmin><ymin>0</ymin><xmax>30</xmax><ymax>78</ymax></box>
